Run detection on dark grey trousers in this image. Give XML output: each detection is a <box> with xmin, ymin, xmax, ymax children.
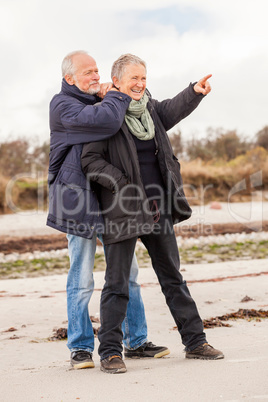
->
<box><xmin>98</xmin><ymin>212</ymin><xmax>207</xmax><ymax>360</ymax></box>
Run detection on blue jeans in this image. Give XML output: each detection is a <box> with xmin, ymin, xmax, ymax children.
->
<box><xmin>66</xmin><ymin>232</ymin><xmax>148</xmax><ymax>352</ymax></box>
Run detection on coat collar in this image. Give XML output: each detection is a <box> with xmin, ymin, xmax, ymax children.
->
<box><xmin>61</xmin><ymin>78</ymin><xmax>101</xmax><ymax>105</ymax></box>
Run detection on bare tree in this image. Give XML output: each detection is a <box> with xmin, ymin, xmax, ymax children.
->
<box><xmin>255</xmin><ymin>126</ymin><xmax>268</xmax><ymax>150</ymax></box>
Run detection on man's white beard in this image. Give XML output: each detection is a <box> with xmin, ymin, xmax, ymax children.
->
<box><xmin>87</xmin><ymin>85</ymin><xmax>101</xmax><ymax>95</ymax></box>
<box><xmin>75</xmin><ymin>79</ymin><xmax>100</xmax><ymax>95</ymax></box>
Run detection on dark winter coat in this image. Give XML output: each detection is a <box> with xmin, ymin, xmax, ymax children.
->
<box><xmin>81</xmin><ymin>83</ymin><xmax>205</xmax><ymax>244</ymax></box>
<box><xmin>46</xmin><ymin>79</ymin><xmax>131</xmax><ymax>239</ymax></box>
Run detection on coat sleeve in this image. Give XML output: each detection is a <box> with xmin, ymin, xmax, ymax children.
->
<box><xmin>51</xmin><ymin>91</ymin><xmax>131</xmax><ymax>146</ymax></box>
<box><xmin>81</xmin><ymin>141</ymin><xmax>128</xmax><ymax>192</ymax></box>
<box><xmin>151</xmin><ymin>83</ymin><xmax>205</xmax><ymax>131</ymax></box>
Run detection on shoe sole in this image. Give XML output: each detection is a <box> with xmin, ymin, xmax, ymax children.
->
<box><xmin>100</xmin><ymin>366</ymin><xmax>127</xmax><ymax>374</ymax></box>
<box><xmin>125</xmin><ymin>348</ymin><xmax>170</xmax><ymax>359</ymax></box>
<box><xmin>186</xmin><ymin>354</ymin><xmax>224</xmax><ymax>360</ymax></box>
<box><xmin>72</xmin><ymin>361</ymin><xmax>95</xmax><ymax>369</ymax></box>
<box><xmin>154</xmin><ymin>349</ymin><xmax>170</xmax><ymax>358</ymax></box>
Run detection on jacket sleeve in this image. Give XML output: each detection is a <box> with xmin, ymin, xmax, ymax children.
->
<box><xmin>81</xmin><ymin>141</ymin><xmax>128</xmax><ymax>192</ymax></box>
<box><xmin>151</xmin><ymin>83</ymin><xmax>205</xmax><ymax>131</ymax></box>
<box><xmin>52</xmin><ymin>91</ymin><xmax>131</xmax><ymax>146</ymax></box>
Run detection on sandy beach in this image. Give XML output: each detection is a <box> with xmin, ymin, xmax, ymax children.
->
<box><xmin>0</xmin><ymin>203</ymin><xmax>268</xmax><ymax>401</ymax></box>
<box><xmin>1</xmin><ymin>201</ymin><xmax>267</xmax><ymax>238</ymax></box>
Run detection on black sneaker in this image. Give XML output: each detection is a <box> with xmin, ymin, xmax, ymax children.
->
<box><xmin>124</xmin><ymin>341</ymin><xmax>170</xmax><ymax>359</ymax></box>
<box><xmin>70</xmin><ymin>350</ymin><xmax>95</xmax><ymax>369</ymax></box>
<box><xmin>100</xmin><ymin>355</ymin><xmax>127</xmax><ymax>374</ymax></box>
<box><xmin>185</xmin><ymin>343</ymin><xmax>224</xmax><ymax>360</ymax></box>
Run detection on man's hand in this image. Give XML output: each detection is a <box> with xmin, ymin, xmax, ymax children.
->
<box><xmin>97</xmin><ymin>82</ymin><xmax>114</xmax><ymax>98</ymax></box>
<box><xmin>193</xmin><ymin>74</ymin><xmax>212</xmax><ymax>95</ymax></box>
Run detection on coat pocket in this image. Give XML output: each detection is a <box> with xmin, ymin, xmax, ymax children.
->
<box><xmin>54</xmin><ymin>169</ymin><xmax>93</xmax><ymax>223</ymax></box>
<box><xmin>58</xmin><ymin>169</ymin><xmax>90</xmax><ymax>190</ymax></box>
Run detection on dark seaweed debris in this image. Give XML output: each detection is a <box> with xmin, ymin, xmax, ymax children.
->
<box><xmin>203</xmin><ymin>318</ymin><xmax>231</xmax><ymax>328</ymax></box>
<box><xmin>203</xmin><ymin>309</ymin><xmax>268</xmax><ymax>328</ymax></box>
<box><xmin>4</xmin><ymin>327</ymin><xmax>18</xmax><ymax>332</ymax></box>
<box><xmin>49</xmin><ymin>327</ymin><xmax>68</xmax><ymax>341</ymax></box>
<box><xmin>49</xmin><ymin>316</ymin><xmax>101</xmax><ymax>341</ymax></box>
<box><xmin>240</xmin><ymin>295</ymin><xmax>254</xmax><ymax>302</ymax></box>
<box><xmin>172</xmin><ymin>309</ymin><xmax>268</xmax><ymax>330</ymax></box>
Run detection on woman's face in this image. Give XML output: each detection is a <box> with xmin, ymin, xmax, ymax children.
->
<box><xmin>113</xmin><ymin>64</ymin><xmax>146</xmax><ymax>101</ymax></box>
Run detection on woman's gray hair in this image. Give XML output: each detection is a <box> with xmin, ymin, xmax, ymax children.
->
<box><xmin>61</xmin><ymin>50</ymin><xmax>89</xmax><ymax>77</ymax></box>
<box><xmin>111</xmin><ymin>53</ymin><xmax>147</xmax><ymax>81</ymax></box>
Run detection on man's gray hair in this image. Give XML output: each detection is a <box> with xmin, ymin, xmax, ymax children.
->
<box><xmin>111</xmin><ymin>53</ymin><xmax>147</xmax><ymax>81</ymax></box>
<box><xmin>61</xmin><ymin>50</ymin><xmax>89</xmax><ymax>78</ymax></box>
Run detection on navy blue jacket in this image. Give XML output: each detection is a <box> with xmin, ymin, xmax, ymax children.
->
<box><xmin>46</xmin><ymin>79</ymin><xmax>131</xmax><ymax>238</ymax></box>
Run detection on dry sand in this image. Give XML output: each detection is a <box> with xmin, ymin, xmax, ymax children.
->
<box><xmin>0</xmin><ymin>203</ymin><xmax>268</xmax><ymax>401</ymax></box>
<box><xmin>1</xmin><ymin>201</ymin><xmax>267</xmax><ymax>238</ymax></box>
<box><xmin>1</xmin><ymin>260</ymin><xmax>268</xmax><ymax>402</ymax></box>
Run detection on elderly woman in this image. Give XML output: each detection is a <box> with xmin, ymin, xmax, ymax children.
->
<box><xmin>81</xmin><ymin>54</ymin><xmax>224</xmax><ymax>374</ymax></box>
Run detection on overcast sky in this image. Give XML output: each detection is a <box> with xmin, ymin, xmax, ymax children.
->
<box><xmin>1</xmin><ymin>0</ymin><xmax>267</xmax><ymax>145</ymax></box>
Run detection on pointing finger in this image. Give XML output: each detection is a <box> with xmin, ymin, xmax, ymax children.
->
<box><xmin>199</xmin><ymin>74</ymin><xmax>212</xmax><ymax>84</ymax></box>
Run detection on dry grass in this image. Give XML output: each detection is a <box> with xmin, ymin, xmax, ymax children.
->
<box><xmin>0</xmin><ymin>147</ymin><xmax>267</xmax><ymax>212</ymax></box>
<box><xmin>0</xmin><ymin>174</ymin><xmax>8</xmax><ymax>213</ymax></box>
<box><xmin>181</xmin><ymin>147</ymin><xmax>268</xmax><ymax>204</ymax></box>
<box><xmin>0</xmin><ymin>175</ymin><xmax>20</xmax><ymax>213</ymax></box>
<box><xmin>0</xmin><ymin>176</ymin><xmax>47</xmax><ymax>213</ymax></box>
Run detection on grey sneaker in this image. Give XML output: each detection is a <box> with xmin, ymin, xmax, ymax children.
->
<box><xmin>70</xmin><ymin>350</ymin><xmax>95</xmax><ymax>369</ymax></box>
<box><xmin>100</xmin><ymin>355</ymin><xmax>127</xmax><ymax>374</ymax></box>
<box><xmin>124</xmin><ymin>341</ymin><xmax>170</xmax><ymax>359</ymax></box>
<box><xmin>185</xmin><ymin>343</ymin><xmax>224</xmax><ymax>360</ymax></box>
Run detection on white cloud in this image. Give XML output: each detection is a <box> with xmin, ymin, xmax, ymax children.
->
<box><xmin>0</xmin><ymin>0</ymin><xmax>267</xmax><ymax>143</ymax></box>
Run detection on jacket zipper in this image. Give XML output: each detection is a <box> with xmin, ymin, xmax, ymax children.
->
<box><xmin>150</xmin><ymin>103</ymin><xmax>182</xmax><ymax>195</ymax></box>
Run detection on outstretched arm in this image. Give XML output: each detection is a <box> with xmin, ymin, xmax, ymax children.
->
<box><xmin>151</xmin><ymin>81</ymin><xmax>208</xmax><ymax>131</ymax></box>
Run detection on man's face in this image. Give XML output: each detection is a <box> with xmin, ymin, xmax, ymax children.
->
<box><xmin>113</xmin><ymin>64</ymin><xmax>146</xmax><ymax>101</ymax></box>
<box><xmin>68</xmin><ymin>54</ymin><xmax>101</xmax><ymax>95</ymax></box>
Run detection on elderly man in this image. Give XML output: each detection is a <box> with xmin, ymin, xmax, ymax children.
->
<box><xmin>47</xmin><ymin>51</ymin><xmax>169</xmax><ymax>369</ymax></box>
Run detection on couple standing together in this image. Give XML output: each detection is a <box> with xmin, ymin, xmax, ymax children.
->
<box><xmin>47</xmin><ymin>50</ymin><xmax>224</xmax><ymax>374</ymax></box>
